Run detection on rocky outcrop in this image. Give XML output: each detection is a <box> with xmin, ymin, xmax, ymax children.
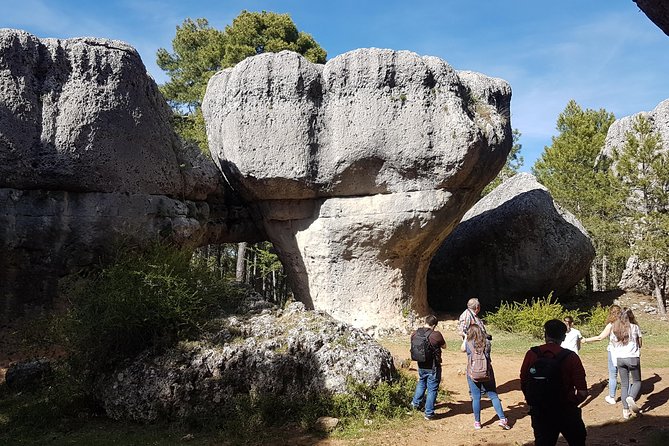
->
<box><xmin>99</xmin><ymin>302</ymin><xmax>396</xmax><ymax>421</ymax></box>
<box><xmin>601</xmin><ymin>98</ymin><xmax>669</xmax><ymax>160</ymax></box>
<box><xmin>427</xmin><ymin>173</ymin><xmax>595</xmax><ymax>311</ymax></box>
<box><xmin>0</xmin><ymin>29</ymin><xmax>262</xmax><ymax>315</ymax></box>
<box><xmin>601</xmin><ymin>99</ymin><xmax>669</xmax><ymax>295</ymax></box>
<box><xmin>634</xmin><ymin>0</ymin><xmax>669</xmax><ymax>37</ymax></box>
<box><xmin>203</xmin><ymin>49</ymin><xmax>512</xmax><ymax>330</ymax></box>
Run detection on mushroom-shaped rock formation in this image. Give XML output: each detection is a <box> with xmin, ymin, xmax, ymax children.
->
<box><xmin>203</xmin><ymin>49</ymin><xmax>512</xmax><ymax>330</ymax></box>
<box><xmin>427</xmin><ymin>173</ymin><xmax>595</xmax><ymax>312</ymax></box>
<box><xmin>0</xmin><ymin>29</ymin><xmax>261</xmax><ymax>316</ymax></box>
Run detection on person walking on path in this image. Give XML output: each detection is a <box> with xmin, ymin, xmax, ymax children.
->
<box><xmin>461</xmin><ymin>323</ymin><xmax>510</xmax><ymax>430</ymax></box>
<box><xmin>520</xmin><ymin>319</ymin><xmax>588</xmax><ymax>446</ymax></box>
<box><xmin>410</xmin><ymin>315</ymin><xmax>446</xmax><ymax>420</ymax></box>
<box><xmin>583</xmin><ymin>304</ymin><xmax>623</xmax><ymax>404</ymax></box>
<box><xmin>457</xmin><ymin>297</ymin><xmax>487</xmax><ymax>339</ymax></box>
<box><xmin>561</xmin><ymin>316</ymin><xmax>583</xmax><ymax>355</ymax></box>
<box><xmin>610</xmin><ymin>308</ymin><xmax>643</xmax><ymax>419</ymax></box>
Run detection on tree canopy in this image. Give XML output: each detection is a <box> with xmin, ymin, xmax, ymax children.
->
<box><xmin>157</xmin><ymin>11</ymin><xmax>327</xmax><ymax>150</ymax></box>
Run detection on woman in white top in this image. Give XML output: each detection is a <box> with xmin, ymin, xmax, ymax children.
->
<box><xmin>610</xmin><ymin>308</ymin><xmax>642</xmax><ymax>419</ymax></box>
<box><xmin>583</xmin><ymin>304</ymin><xmax>622</xmax><ymax>404</ymax></box>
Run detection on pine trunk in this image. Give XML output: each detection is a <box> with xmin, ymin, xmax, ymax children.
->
<box><xmin>235</xmin><ymin>242</ymin><xmax>247</xmax><ymax>283</ymax></box>
<box><xmin>650</xmin><ymin>262</ymin><xmax>667</xmax><ymax>315</ymax></box>
<box><xmin>590</xmin><ymin>262</ymin><xmax>599</xmax><ymax>292</ymax></box>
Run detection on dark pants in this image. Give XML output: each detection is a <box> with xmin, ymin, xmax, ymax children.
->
<box><xmin>530</xmin><ymin>406</ymin><xmax>586</xmax><ymax>446</ymax></box>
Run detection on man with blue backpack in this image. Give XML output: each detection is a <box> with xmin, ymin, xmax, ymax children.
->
<box><xmin>410</xmin><ymin>314</ymin><xmax>446</xmax><ymax>420</ymax></box>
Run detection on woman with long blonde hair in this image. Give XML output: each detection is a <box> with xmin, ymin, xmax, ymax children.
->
<box><xmin>611</xmin><ymin>308</ymin><xmax>642</xmax><ymax>419</ymax></box>
<box><xmin>583</xmin><ymin>304</ymin><xmax>622</xmax><ymax>404</ymax></box>
<box><xmin>460</xmin><ymin>324</ymin><xmax>510</xmax><ymax>430</ymax></box>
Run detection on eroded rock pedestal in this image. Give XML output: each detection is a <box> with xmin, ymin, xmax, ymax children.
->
<box><xmin>203</xmin><ymin>49</ymin><xmax>512</xmax><ymax>330</ymax></box>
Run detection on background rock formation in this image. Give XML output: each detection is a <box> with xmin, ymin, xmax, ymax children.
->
<box><xmin>0</xmin><ymin>29</ymin><xmax>262</xmax><ymax>316</ymax></box>
<box><xmin>601</xmin><ymin>98</ymin><xmax>669</xmax><ymax>294</ymax></box>
<box><xmin>100</xmin><ymin>302</ymin><xmax>395</xmax><ymax>421</ymax></box>
<box><xmin>203</xmin><ymin>49</ymin><xmax>512</xmax><ymax>330</ymax></box>
<box><xmin>634</xmin><ymin>0</ymin><xmax>669</xmax><ymax>37</ymax></box>
<box><xmin>427</xmin><ymin>173</ymin><xmax>595</xmax><ymax>311</ymax></box>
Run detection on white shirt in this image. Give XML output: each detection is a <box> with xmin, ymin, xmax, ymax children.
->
<box><xmin>561</xmin><ymin>328</ymin><xmax>583</xmax><ymax>354</ymax></box>
<box><xmin>610</xmin><ymin>323</ymin><xmax>642</xmax><ymax>364</ymax></box>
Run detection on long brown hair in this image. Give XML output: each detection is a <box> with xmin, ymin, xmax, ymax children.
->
<box><xmin>606</xmin><ymin>304</ymin><xmax>622</xmax><ymax>324</ymax></box>
<box><xmin>612</xmin><ymin>311</ymin><xmax>631</xmax><ymax>345</ymax></box>
<box><xmin>467</xmin><ymin>323</ymin><xmax>486</xmax><ymax>351</ymax></box>
<box><xmin>625</xmin><ymin>308</ymin><xmax>638</xmax><ymax>327</ymax></box>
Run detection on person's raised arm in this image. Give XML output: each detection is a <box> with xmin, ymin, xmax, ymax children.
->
<box><xmin>583</xmin><ymin>323</ymin><xmax>611</xmax><ymax>343</ymax></box>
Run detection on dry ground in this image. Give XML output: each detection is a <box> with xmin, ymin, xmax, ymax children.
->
<box><xmin>2</xmin><ymin>294</ymin><xmax>668</xmax><ymax>446</ymax></box>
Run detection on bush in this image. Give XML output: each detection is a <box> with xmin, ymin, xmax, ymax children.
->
<box><xmin>485</xmin><ymin>296</ymin><xmax>617</xmax><ymax>339</ymax></box>
<box><xmin>485</xmin><ymin>295</ymin><xmax>569</xmax><ymax>339</ymax></box>
<box><xmin>57</xmin><ymin>243</ymin><xmax>244</xmax><ymax>378</ymax></box>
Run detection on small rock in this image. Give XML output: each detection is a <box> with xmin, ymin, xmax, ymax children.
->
<box><xmin>315</xmin><ymin>416</ymin><xmax>339</xmax><ymax>432</ymax></box>
<box><xmin>5</xmin><ymin>358</ymin><xmax>52</xmax><ymax>391</ymax></box>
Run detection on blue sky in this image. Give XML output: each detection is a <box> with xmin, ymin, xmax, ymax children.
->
<box><xmin>4</xmin><ymin>0</ymin><xmax>669</xmax><ymax>170</ymax></box>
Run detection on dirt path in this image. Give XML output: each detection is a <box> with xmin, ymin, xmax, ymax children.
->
<box><xmin>330</xmin><ymin>332</ymin><xmax>669</xmax><ymax>446</ymax></box>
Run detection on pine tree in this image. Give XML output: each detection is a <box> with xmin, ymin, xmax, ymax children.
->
<box><xmin>533</xmin><ymin>100</ymin><xmax>625</xmax><ymax>291</ymax></box>
<box><xmin>613</xmin><ymin>115</ymin><xmax>669</xmax><ymax>314</ymax></box>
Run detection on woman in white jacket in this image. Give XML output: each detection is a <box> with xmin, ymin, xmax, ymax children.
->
<box><xmin>610</xmin><ymin>308</ymin><xmax>643</xmax><ymax>419</ymax></box>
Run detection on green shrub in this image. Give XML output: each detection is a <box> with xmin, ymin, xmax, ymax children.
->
<box><xmin>486</xmin><ymin>295</ymin><xmax>568</xmax><ymax>339</ymax></box>
<box><xmin>580</xmin><ymin>303</ymin><xmax>609</xmax><ymax>337</ymax></box>
<box><xmin>485</xmin><ymin>296</ymin><xmax>614</xmax><ymax>339</ymax></box>
<box><xmin>57</xmin><ymin>243</ymin><xmax>244</xmax><ymax>378</ymax></box>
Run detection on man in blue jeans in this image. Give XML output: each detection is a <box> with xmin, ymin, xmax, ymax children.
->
<box><xmin>411</xmin><ymin>315</ymin><xmax>446</xmax><ymax>420</ymax></box>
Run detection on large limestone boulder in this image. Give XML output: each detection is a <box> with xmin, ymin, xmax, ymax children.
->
<box><xmin>99</xmin><ymin>302</ymin><xmax>396</xmax><ymax>421</ymax></box>
<box><xmin>203</xmin><ymin>49</ymin><xmax>512</xmax><ymax>330</ymax></box>
<box><xmin>634</xmin><ymin>0</ymin><xmax>669</xmax><ymax>37</ymax></box>
<box><xmin>0</xmin><ymin>29</ymin><xmax>261</xmax><ymax>315</ymax></box>
<box><xmin>427</xmin><ymin>173</ymin><xmax>595</xmax><ymax>311</ymax></box>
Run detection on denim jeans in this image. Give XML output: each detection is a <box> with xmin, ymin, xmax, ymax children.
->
<box><xmin>466</xmin><ymin>375</ymin><xmax>506</xmax><ymax>423</ymax></box>
<box><xmin>617</xmin><ymin>357</ymin><xmax>641</xmax><ymax>409</ymax></box>
<box><xmin>412</xmin><ymin>366</ymin><xmax>441</xmax><ymax>417</ymax></box>
<box><xmin>607</xmin><ymin>350</ymin><xmax>618</xmax><ymax>398</ymax></box>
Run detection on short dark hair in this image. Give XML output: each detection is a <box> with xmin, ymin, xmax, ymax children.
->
<box><xmin>544</xmin><ymin>319</ymin><xmax>567</xmax><ymax>341</ymax></box>
<box><xmin>425</xmin><ymin>314</ymin><xmax>438</xmax><ymax>327</ymax></box>
<box><xmin>563</xmin><ymin>315</ymin><xmax>573</xmax><ymax>324</ymax></box>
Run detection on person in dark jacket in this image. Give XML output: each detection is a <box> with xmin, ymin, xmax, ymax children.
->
<box><xmin>520</xmin><ymin>319</ymin><xmax>588</xmax><ymax>446</ymax></box>
<box><xmin>410</xmin><ymin>314</ymin><xmax>445</xmax><ymax>420</ymax></box>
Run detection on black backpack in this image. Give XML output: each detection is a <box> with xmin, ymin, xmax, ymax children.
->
<box><xmin>523</xmin><ymin>346</ymin><xmax>572</xmax><ymax>410</ymax></box>
<box><xmin>410</xmin><ymin>328</ymin><xmax>434</xmax><ymax>364</ymax></box>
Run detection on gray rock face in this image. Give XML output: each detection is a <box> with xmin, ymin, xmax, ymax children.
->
<box><xmin>0</xmin><ymin>29</ymin><xmax>262</xmax><ymax>316</ymax></box>
<box><xmin>634</xmin><ymin>0</ymin><xmax>669</xmax><ymax>37</ymax></box>
<box><xmin>99</xmin><ymin>302</ymin><xmax>396</xmax><ymax>422</ymax></box>
<box><xmin>618</xmin><ymin>256</ymin><xmax>654</xmax><ymax>294</ymax></box>
<box><xmin>1</xmin><ymin>29</ymin><xmax>186</xmax><ymax>196</ymax></box>
<box><xmin>601</xmin><ymin>98</ymin><xmax>669</xmax><ymax>160</ymax></box>
<box><xmin>427</xmin><ymin>173</ymin><xmax>595</xmax><ymax>311</ymax></box>
<box><xmin>203</xmin><ymin>49</ymin><xmax>512</xmax><ymax>329</ymax></box>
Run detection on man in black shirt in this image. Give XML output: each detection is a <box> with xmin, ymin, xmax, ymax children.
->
<box><xmin>410</xmin><ymin>314</ymin><xmax>446</xmax><ymax>420</ymax></box>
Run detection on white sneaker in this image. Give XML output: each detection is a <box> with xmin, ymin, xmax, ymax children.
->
<box><xmin>622</xmin><ymin>409</ymin><xmax>630</xmax><ymax>419</ymax></box>
<box><xmin>626</xmin><ymin>396</ymin><xmax>640</xmax><ymax>413</ymax></box>
<box><xmin>604</xmin><ymin>395</ymin><xmax>616</xmax><ymax>405</ymax></box>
